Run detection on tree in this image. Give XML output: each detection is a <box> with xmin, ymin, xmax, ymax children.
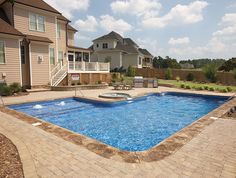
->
<box><xmin>203</xmin><ymin>64</ymin><xmax>217</xmax><ymax>83</ymax></box>
<box><xmin>126</xmin><ymin>66</ymin><xmax>135</xmax><ymax>77</ymax></box>
<box><xmin>218</xmin><ymin>58</ymin><xmax>236</xmax><ymax>71</ymax></box>
<box><xmin>165</xmin><ymin>68</ymin><xmax>173</xmax><ymax>80</ymax></box>
<box><xmin>152</xmin><ymin>56</ymin><xmax>181</xmax><ymax>69</ymax></box>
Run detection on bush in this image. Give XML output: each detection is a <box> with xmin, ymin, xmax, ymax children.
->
<box><xmin>165</xmin><ymin>68</ymin><xmax>173</xmax><ymax>80</ymax></box>
<box><xmin>203</xmin><ymin>64</ymin><xmax>217</xmax><ymax>83</ymax></box>
<box><xmin>226</xmin><ymin>87</ymin><xmax>233</xmax><ymax>92</ymax></box>
<box><xmin>196</xmin><ymin>86</ymin><xmax>203</xmax><ymax>90</ymax></box>
<box><xmin>185</xmin><ymin>85</ymin><xmax>191</xmax><ymax>89</ymax></box>
<box><xmin>126</xmin><ymin>66</ymin><xmax>135</xmax><ymax>77</ymax></box>
<box><xmin>180</xmin><ymin>84</ymin><xmax>185</xmax><ymax>88</ymax></box>
<box><xmin>176</xmin><ymin>76</ymin><xmax>180</xmax><ymax>82</ymax></box>
<box><xmin>97</xmin><ymin>80</ymin><xmax>102</xmax><ymax>84</ymax></box>
<box><xmin>9</xmin><ymin>82</ymin><xmax>21</xmax><ymax>93</ymax></box>
<box><xmin>204</xmin><ymin>86</ymin><xmax>209</xmax><ymax>90</ymax></box>
<box><xmin>186</xmin><ymin>73</ymin><xmax>195</xmax><ymax>81</ymax></box>
<box><xmin>209</xmin><ymin>87</ymin><xmax>215</xmax><ymax>91</ymax></box>
<box><xmin>219</xmin><ymin>88</ymin><xmax>228</xmax><ymax>93</ymax></box>
<box><xmin>0</xmin><ymin>85</ymin><xmax>13</xmax><ymax>96</ymax></box>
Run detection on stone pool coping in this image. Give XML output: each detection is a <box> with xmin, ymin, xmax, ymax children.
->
<box><xmin>0</xmin><ymin>92</ymin><xmax>235</xmax><ymax>163</ymax></box>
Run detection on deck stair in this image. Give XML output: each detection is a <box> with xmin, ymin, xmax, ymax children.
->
<box><xmin>51</xmin><ymin>62</ymin><xmax>68</xmax><ymax>86</ymax></box>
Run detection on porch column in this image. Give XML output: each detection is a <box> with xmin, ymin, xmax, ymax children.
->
<box><xmin>73</xmin><ymin>52</ymin><xmax>75</xmax><ymax>71</ymax></box>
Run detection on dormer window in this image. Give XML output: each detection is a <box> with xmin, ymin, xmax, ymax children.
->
<box><xmin>29</xmin><ymin>13</ymin><xmax>45</xmax><ymax>32</ymax></box>
<box><xmin>102</xmin><ymin>43</ymin><xmax>108</xmax><ymax>49</ymax></box>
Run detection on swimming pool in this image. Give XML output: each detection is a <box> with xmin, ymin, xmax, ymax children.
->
<box><xmin>9</xmin><ymin>93</ymin><xmax>228</xmax><ymax>151</ymax></box>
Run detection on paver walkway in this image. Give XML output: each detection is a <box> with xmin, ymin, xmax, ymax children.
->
<box><xmin>1</xmin><ymin>88</ymin><xmax>236</xmax><ymax>177</ymax></box>
<box><xmin>1</xmin><ymin>112</ymin><xmax>236</xmax><ymax>178</ymax></box>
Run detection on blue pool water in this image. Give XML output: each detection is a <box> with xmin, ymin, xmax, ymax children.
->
<box><xmin>9</xmin><ymin>93</ymin><xmax>227</xmax><ymax>151</ymax></box>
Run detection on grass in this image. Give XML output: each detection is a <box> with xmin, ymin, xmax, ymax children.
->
<box><xmin>158</xmin><ymin>79</ymin><xmax>236</xmax><ymax>92</ymax></box>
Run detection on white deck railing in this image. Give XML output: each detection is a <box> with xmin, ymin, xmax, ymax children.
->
<box><xmin>68</xmin><ymin>61</ymin><xmax>110</xmax><ymax>73</ymax></box>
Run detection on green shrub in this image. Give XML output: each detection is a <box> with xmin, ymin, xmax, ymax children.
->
<box><xmin>226</xmin><ymin>87</ymin><xmax>233</xmax><ymax>92</ymax></box>
<box><xmin>9</xmin><ymin>82</ymin><xmax>21</xmax><ymax>93</ymax></box>
<box><xmin>219</xmin><ymin>88</ymin><xmax>227</xmax><ymax>93</ymax></box>
<box><xmin>185</xmin><ymin>85</ymin><xmax>191</xmax><ymax>89</ymax></box>
<box><xmin>196</xmin><ymin>86</ymin><xmax>203</xmax><ymax>90</ymax></box>
<box><xmin>127</xmin><ymin>66</ymin><xmax>135</xmax><ymax>77</ymax></box>
<box><xmin>97</xmin><ymin>80</ymin><xmax>102</xmax><ymax>84</ymax></box>
<box><xmin>0</xmin><ymin>85</ymin><xmax>13</xmax><ymax>96</ymax></box>
<box><xmin>165</xmin><ymin>68</ymin><xmax>173</xmax><ymax>80</ymax></box>
<box><xmin>203</xmin><ymin>64</ymin><xmax>217</xmax><ymax>83</ymax></box>
<box><xmin>209</xmin><ymin>87</ymin><xmax>215</xmax><ymax>91</ymax></box>
<box><xmin>186</xmin><ymin>73</ymin><xmax>195</xmax><ymax>81</ymax></box>
<box><xmin>204</xmin><ymin>86</ymin><xmax>209</xmax><ymax>90</ymax></box>
<box><xmin>176</xmin><ymin>76</ymin><xmax>180</xmax><ymax>82</ymax></box>
<box><xmin>180</xmin><ymin>84</ymin><xmax>185</xmax><ymax>88</ymax></box>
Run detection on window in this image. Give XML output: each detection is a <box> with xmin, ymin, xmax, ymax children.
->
<box><xmin>83</xmin><ymin>53</ymin><xmax>89</xmax><ymax>62</ymax></box>
<box><xmin>58</xmin><ymin>51</ymin><xmax>63</xmax><ymax>63</ymax></box>
<box><xmin>50</xmin><ymin>48</ymin><xmax>55</xmax><ymax>64</ymax></box>
<box><xmin>0</xmin><ymin>41</ymin><xmax>5</xmax><ymax>64</ymax></box>
<box><xmin>57</xmin><ymin>23</ymin><xmax>61</xmax><ymax>38</ymax></box>
<box><xmin>75</xmin><ymin>52</ymin><xmax>82</xmax><ymax>62</ymax></box>
<box><xmin>102</xmin><ymin>43</ymin><xmax>108</xmax><ymax>49</ymax></box>
<box><xmin>96</xmin><ymin>44</ymin><xmax>99</xmax><ymax>48</ymax></box>
<box><xmin>139</xmin><ymin>57</ymin><xmax>142</xmax><ymax>65</ymax></box>
<box><xmin>29</xmin><ymin>13</ymin><xmax>45</xmax><ymax>32</ymax></box>
<box><xmin>20</xmin><ymin>45</ymin><xmax>25</xmax><ymax>64</ymax></box>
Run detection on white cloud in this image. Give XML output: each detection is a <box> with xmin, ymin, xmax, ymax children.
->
<box><xmin>74</xmin><ymin>16</ymin><xmax>98</xmax><ymax>32</ymax></box>
<box><xmin>168</xmin><ymin>37</ymin><xmax>190</xmax><ymax>45</ymax></box>
<box><xmin>220</xmin><ymin>13</ymin><xmax>236</xmax><ymax>26</ymax></box>
<box><xmin>100</xmin><ymin>15</ymin><xmax>132</xmax><ymax>35</ymax></box>
<box><xmin>44</xmin><ymin>0</ymin><xmax>90</xmax><ymax>19</ymax></box>
<box><xmin>142</xmin><ymin>1</ymin><xmax>208</xmax><ymax>28</ymax></box>
<box><xmin>111</xmin><ymin>0</ymin><xmax>162</xmax><ymax>18</ymax></box>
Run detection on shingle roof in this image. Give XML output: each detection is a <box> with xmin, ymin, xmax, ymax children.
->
<box><xmin>14</xmin><ymin>0</ymin><xmax>60</xmax><ymax>14</ymax></box>
<box><xmin>67</xmin><ymin>45</ymin><xmax>91</xmax><ymax>52</ymax></box>
<box><xmin>92</xmin><ymin>31</ymin><xmax>152</xmax><ymax>55</ymax></box>
<box><xmin>26</xmin><ymin>35</ymin><xmax>53</xmax><ymax>43</ymax></box>
<box><xmin>57</xmin><ymin>15</ymin><xmax>70</xmax><ymax>22</ymax></box>
<box><xmin>93</xmin><ymin>31</ymin><xmax>123</xmax><ymax>42</ymax></box>
<box><xmin>0</xmin><ymin>8</ymin><xmax>24</xmax><ymax>37</ymax></box>
<box><xmin>138</xmin><ymin>48</ymin><xmax>153</xmax><ymax>56</ymax></box>
<box><xmin>67</xmin><ymin>24</ymin><xmax>77</xmax><ymax>32</ymax></box>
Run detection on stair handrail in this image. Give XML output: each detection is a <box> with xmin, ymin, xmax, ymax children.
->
<box><xmin>51</xmin><ymin>64</ymin><xmax>68</xmax><ymax>86</ymax></box>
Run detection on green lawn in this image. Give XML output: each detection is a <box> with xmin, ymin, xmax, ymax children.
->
<box><xmin>159</xmin><ymin>79</ymin><xmax>236</xmax><ymax>92</ymax></box>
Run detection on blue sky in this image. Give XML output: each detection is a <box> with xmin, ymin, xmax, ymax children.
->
<box><xmin>45</xmin><ymin>0</ymin><xmax>236</xmax><ymax>60</ymax></box>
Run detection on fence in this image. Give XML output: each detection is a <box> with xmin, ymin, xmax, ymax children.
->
<box><xmin>135</xmin><ymin>68</ymin><xmax>236</xmax><ymax>86</ymax></box>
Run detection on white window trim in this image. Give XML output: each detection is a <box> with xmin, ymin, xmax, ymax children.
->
<box><xmin>0</xmin><ymin>41</ymin><xmax>6</xmax><ymax>64</ymax></box>
<box><xmin>29</xmin><ymin>12</ymin><xmax>46</xmax><ymax>32</ymax></box>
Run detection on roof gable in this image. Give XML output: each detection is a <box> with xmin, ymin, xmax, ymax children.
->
<box><xmin>14</xmin><ymin>0</ymin><xmax>60</xmax><ymax>14</ymax></box>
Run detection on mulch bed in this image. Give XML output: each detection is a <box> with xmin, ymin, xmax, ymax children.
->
<box><xmin>0</xmin><ymin>134</ymin><xmax>24</xmax><ymax>178</ymax></box>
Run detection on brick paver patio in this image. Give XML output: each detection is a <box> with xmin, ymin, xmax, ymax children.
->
<box><xmin>0</xmin><ymin>87</ymin><xmax>236</xmax><ymax>177</ymax></box>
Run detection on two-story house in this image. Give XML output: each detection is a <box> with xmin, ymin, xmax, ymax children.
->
<box><xmin>0</xmin><ymin>0</ymin><xmax>110</xmax><ymax>88</ymax></box>
<box><xmin>90</xmin><ymin>31</ymin><xmax>153</xmax><ymax>70</ymax></box>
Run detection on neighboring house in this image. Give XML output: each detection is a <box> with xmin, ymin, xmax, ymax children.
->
<box><xmin>180</xmin><ymin>63</ymin><xmax>194</xmax><ymax>69</ymax></box>
<box><xmin>0</xmin><ymin>0</ymin><xmax>110</xmax><ymax>88</ymax></box>
<box><xmin>90</xmin><ymin>31</ymin><xmax>153</xmax><ymax>70</ymax></box>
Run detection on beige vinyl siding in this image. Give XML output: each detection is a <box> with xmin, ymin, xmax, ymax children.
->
<box><xmin>30</xmin><ymin>43</ymin><xmax>50</xmax><ymax>86</ymax></box>
<box><xmin>67</xmin><ymin>31</ymin><xmax>74</xmax><ymax>46</ymax></box>
<box><xmin>14</xmin><ymin>5</ymin><xmax>57</xmax><ymax>64</ymax></box>
<box><xmin>93</xmin><ymin>39</ymin><xmax>117</xmax><ymax>51</ymax></box>
<box><xmin>122</xmin><ymin>54</ymin><xmax>139</xmax><ymax>69</ymax></box>
<box><xmin>57</xmin><ymin>20</ymin><xmax>67</xmax><ymax>62</ymax></box>
<box><xmin>0</xmin><ymin>37</ymin><xmax>21</xmax><ymax>84</ymax></box>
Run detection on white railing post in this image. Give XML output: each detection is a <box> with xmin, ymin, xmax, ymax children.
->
<box><xmin>96</xmin><ymin>62</ymin><xmax>99</xmax><ymax>71</ymax></box>
<box><xmin>82</xmin><ymin>61</ymin><xmax>85</xmax><ymax>71</ymax></box>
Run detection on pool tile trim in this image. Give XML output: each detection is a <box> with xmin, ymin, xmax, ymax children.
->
<box><xmin>0</xmin><ymin>93</ymin><xmax>235</xmax><ymax>163</ymax></box>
